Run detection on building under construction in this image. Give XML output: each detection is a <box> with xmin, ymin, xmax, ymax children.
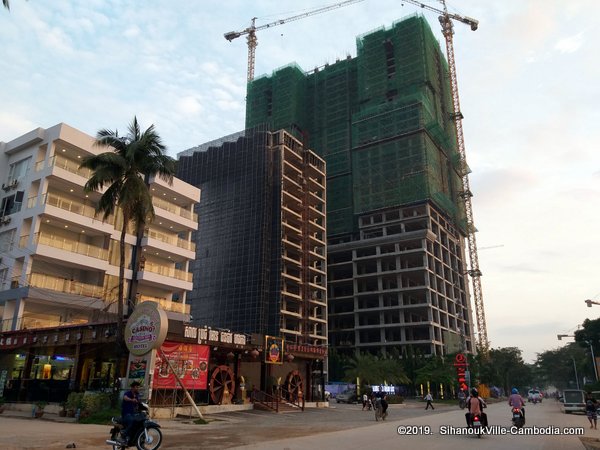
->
<box><xmin>245</xmin><ymin>15</ymin><xmax>475</xmax><ymax>356</ymax></box>
<box><xmin>177</xmin><ymin>127</ymin><xmax>327</xmax><ymax>347</ymax></box>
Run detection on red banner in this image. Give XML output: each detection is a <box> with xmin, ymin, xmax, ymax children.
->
<box><xmin>153</xmin><ymin>341</ymin><xmax>210</xmax><ymax>390</ymax></box>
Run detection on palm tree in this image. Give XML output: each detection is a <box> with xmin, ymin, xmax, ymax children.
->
<box><xmin>80</xmin><ymin>117</ymin><xmax>175</xmax><ymax>365</ymax></box>
<box><xmin>2</xmin><ymin>0</ymin><xmax>9</xmax><ymax>10</ymax></box>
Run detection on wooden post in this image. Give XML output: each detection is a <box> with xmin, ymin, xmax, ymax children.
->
<box><xmin>158</xmin><ymin>348</ymin><xmax>204</xmax><ymax>419</ymax></box>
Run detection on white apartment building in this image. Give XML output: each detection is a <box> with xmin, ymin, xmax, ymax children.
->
<box><xmin>0</xmin><ymin>123</ymin><xmax>200</xmax><ymax>331</ymax></box>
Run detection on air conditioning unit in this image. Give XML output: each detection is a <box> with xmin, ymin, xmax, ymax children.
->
<box><xmin>0</xmin><ymin>216</ymin><xmax>11</xmax><ymax>226</ymax></box>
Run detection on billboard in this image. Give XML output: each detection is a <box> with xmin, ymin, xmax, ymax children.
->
<box><xmin>153</xmin><ymin>341</ymin><xmax>210</xmax><ymax>390</ymax></box>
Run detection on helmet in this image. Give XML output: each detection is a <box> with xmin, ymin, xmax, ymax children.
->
<box><xmin>512</xmin><ymin>388</ymin><xmax>518</xmax><ymax>394</ymax></box>
<box><xmin>471</xmin><ymin>388</ymin><xmax>478</xmax><ymax>397</ymax></box>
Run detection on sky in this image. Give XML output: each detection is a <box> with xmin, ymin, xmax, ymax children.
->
<box><xmin>1</xmin><ymin>0</ymin><xmax>599</xmax><ymax>363</ymax></box>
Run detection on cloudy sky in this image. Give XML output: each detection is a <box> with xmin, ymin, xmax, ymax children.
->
<box><xmin>1</xmin><ymin>0</ymin><xmax>598</xmax><ymax>362</ymax></box>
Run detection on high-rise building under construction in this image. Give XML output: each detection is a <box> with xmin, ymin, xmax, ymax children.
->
<box><xmin>246</xmin><ymin>15</ymin><xmax>475</xmax><ymax>356</ymax></box>
<box><xmin>177</xmin><ymin>127</ymin><xmax>327</xmax><ymax>347</ymax></box>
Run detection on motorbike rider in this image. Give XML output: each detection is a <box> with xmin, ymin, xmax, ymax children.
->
<box><xmin>375</xmin><ymin>388</ymin><xmax>388</xmax><ymax>417</ymax></box>
<box><xmin>458</xmin><ymin>389</ymin><xmax>466</xmax><ymax>407</ymax></box>
<box><xmin>508</xmin><ymin>387</ymin><xmax>526</xmax><ymax>419</ymax></box>
<box><xmin>465</xmin><ymin>388</ymin><xmax>488</xmax><ymax>427</ymax></box>
<box><xmin>118</xmin><ymin>381</ymin><xmax>141</xmax><ymax>444</ymax></box>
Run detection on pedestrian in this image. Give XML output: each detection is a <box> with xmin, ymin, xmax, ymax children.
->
<box><xmin>362</xmin><ymin>393</ymin><xmax>368</xmax><ymax>410</ymax></box>
<box><xmin>586</xmin><ymin>392</ymin><xmax>598</xmax><ymax>430</ymax></box>
<box><xmin>425</xmin><ymin>391</ymin><xmax>434</xmax><ymax>410</ymax></box>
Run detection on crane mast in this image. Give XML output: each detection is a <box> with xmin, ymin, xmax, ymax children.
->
<box><xmin>389</xmin><ymin>0</ymin><xmax>487</xmax><ymax>352</ymax></box>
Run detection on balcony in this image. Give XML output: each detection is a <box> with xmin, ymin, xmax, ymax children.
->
<box><xmin>144</xmin><ymin>229</ymin><xmax>195</xmax><ymax>252</ymax></box>
<box><xmin>47</xmin><ymin>154</ymin><xmax>93</xmax><ymax>180</ymax></box>
<box><xmin>138</xmin><ymin>261</ymin><xmax>193</xmax><ymax>292</ymax></box>
<box><xmin>138</xmin><ymin>295</ymin><xmax>190</xmax><ymax>314</ymax></box>
<box><xmin>152</xmin><ymin>197</ymin><xmax>197</xmax><ymax>222</ymax></box>
<box><xmin>28</xmin><ymin>272</ymin><xmax>109</xmax><ymax>300</ymax></box>
<box><xmin>23</xmin><ymin>233</ymin><xmax>109</xmax><ymax>261</ymax></box>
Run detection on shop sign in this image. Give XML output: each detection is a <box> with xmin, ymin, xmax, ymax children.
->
<box><xmin>183</xmin><ymin>325</ymin><xmax>247</xmax><ymax>346</ymax></box>
<box><xmin>454</xmin><ymin>353</ymin><xmax>469</xmax><ymax>391</ymax></box>
<box><xmin>287</xmin><ymin>343</ymin><xmax>327</xmax><ymax>357</ymax></box>
<box><xmin>153</xmin><ymin>341</ymin><xmax>210</xmax><ymax>390</ymax></box>
<box><xmin>125</xmin><ymin>302</ymin><xmax>168</xmax><ymax>356</ymax></box>
<box><xmin>265</xmin><ymin>335</ymin><xmax>284</xmax><ymax>365</ymax></box>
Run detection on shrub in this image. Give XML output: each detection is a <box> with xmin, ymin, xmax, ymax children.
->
<box><xmin>386</xmin><ymin>395</ymin><xmax>404</xmax><ymax>404</ymax></box>
<box><xmin>66</xmin><ymin>392</ymin><xmax>84</xmax><ymax>411</ymax></box>
<box><xmin>82</xmin><ymin>392</ymin><xmax>112</xmax><ymax>413</ymax></box>
<box><xmin>78</xmin><ymin>408</ymin><xmax>120</xmax><ymax>425</ymax></box>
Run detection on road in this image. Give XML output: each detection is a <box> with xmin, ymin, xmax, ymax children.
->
<box><xmin>233</xmin><ymin>400</ymin><xmax>594</xmax><ymax>450</ymax></box>
<box><xmin>0</xmin><ymin>400</ymin><xmax>596</xmax><ymax>449</ymax></box>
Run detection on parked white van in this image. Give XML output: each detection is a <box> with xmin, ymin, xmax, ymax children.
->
<box><xmin>561</xmin><ymin>389</ymin><xmax>586</xmax><ymax>414</ymax></box>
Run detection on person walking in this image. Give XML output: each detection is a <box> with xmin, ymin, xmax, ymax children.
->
<box><xmin>425</xmin><ymin>391</ymin><xmax>434</xmax><ymax>410</ymax></box>
<box><xmin>586</xmin><ymin>392</ymin><xmax>598</xmax><ymax>430</ymax></box>
<box><xmin>362</xmin><ymin>393</ymin><xmax>368</xmax><ymax>410</ymax></box>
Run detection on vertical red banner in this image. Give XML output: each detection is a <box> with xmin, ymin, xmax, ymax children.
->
<box><xmin>454</xmin><ymin>353</ymin><xmax>469</xmax><ymax>391</ymax></box>
<box><xmin>153</xmin><ymin>341</ymin><xmax>210</xmax><ymax>390</ymax></box>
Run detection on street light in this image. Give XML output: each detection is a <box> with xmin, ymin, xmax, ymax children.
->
<box><xmin>585</xmin><ymin>299</ymin><xmax>600</xmax><ymax>308</ymax></box>
<box><xmin>571</xmin><ymin>357</ymin><xmax>581</xmax><ymax>389</ymax></box>
<box><xmin>557</xmin><ymin>334</ymin><xmax>599</xmax><ymax>382</ymax></box>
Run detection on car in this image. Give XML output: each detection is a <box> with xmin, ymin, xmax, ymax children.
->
<box><xmin>561</xmin><ymin>389</ymin><xmax>586</xmax><ymax>414</ymax></box>
<box><xmin>336</xmin><ymin>389</ymin><xmax>358</xmax><ymax>404</ymax></box>
<box><xmin>528</xmin><ymin>389</ymin><xmax>542</xmax><ymax>403</ymax></box>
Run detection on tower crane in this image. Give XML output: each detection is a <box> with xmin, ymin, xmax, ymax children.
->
<box><xmin>224</xmin><ymin>0</ymin><xmax>366</xmax><ymax>82</ymax></box>
<box><xmin>226</xmin><ymin>0</ymin><xmax>488</xmax><ymax>352</ymax></box>
<box><xmin>400</xmin><ymin>0</ymin><xmax>487</xmax><ymax>352</ymax></box>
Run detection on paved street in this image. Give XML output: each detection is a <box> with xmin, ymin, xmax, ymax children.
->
<box><xmin>0</xmin><ymin>400</ymin><xmax>596</xmax><ymax>449</ymax></box>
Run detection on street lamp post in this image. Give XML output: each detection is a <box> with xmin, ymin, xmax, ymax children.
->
<box><xmin>558</xmin><ymin>334</ymin><xmax>599</xmax><ymax>383</ymax></box>
<box><xmin>571</xmin><ymin>356</ymin><xmax>580</xmax><ymax>389</ymax></box>
<box><xmin>585</xmin><ymin>299</ymin><xmax>600</xmax><ymax>308</ymax></box>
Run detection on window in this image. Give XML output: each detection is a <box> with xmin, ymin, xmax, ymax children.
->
<box><xmin>1</xmin><ymin>191</ymin><xmax>24</xmax><ymax>216</ymax></box>
<box><xmin>0</xmin><ymin>229</ymin><xmax>16</xmax><ymax>252</ymax></box>
<box><xmin>7</xmin><ymin>157</ymin><xmax>31</xmax><ymax>184</ymax></box>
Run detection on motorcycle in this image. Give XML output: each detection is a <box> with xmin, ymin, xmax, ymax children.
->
<box><xmin>471</xmin><ymin>414</ymin><xmax>483</xmax><ymax>438</ymax></box>
<box><xmin>512</xmin><ymin>407</ymin><xmax>525</xmax><ymax>428</ymax></box>
<box><xmin>106</xmin><ymin>401</ymin><xmax>162</xmax><ymax>450</ymax></box>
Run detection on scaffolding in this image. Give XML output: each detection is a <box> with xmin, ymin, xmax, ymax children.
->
<box><xmin>246</xmin><ymin>15</ymin><xmax>466</xmax><ymax>238</ymax></box>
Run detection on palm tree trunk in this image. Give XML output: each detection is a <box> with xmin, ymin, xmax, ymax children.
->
<box><xmin>114</xmin><ymin>212</ymin><xmax>128</xmax><ymax>384</ymax></box>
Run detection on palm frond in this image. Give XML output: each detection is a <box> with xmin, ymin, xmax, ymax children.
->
<box><xmin>2</xmin><ymin>0</ymin><xmax>9</xmax><ymax>11</ymax></box>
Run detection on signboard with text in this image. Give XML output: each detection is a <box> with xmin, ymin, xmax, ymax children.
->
<box><xmin>153</xmin><ymin>341</ymin><xmax>210</xmax><ymax>390</ymax></box>
<box><xmin>125</xmin><ymin>302</ymin><xmax>168</xmax><ymax>356</ymax></box>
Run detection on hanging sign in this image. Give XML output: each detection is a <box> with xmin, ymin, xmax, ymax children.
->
<box><xmin>125</xmin><ymin>302</ymin><xmax>168</xmax><ymax>356</ymax></box>
<box><xmin>265</xmin><ymin>335</ymin><xmax>284</xmax><ymax>365</ymax></box>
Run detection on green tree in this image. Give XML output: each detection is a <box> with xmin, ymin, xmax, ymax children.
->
<box><xmin>80</xmin><ymin>117</ymin><xmax>175</xmax><ymax>365</ymax></box>
<box><xmin>478</xmin><ymin>347</ymin><xmax>532</xmax><ymax>393</ymax></box>
<box><xmin>414</xmin><ymin>355</ymin><xmax>455</xmax><ymax>386</ymax></box>
<box><xmin>534</xmin><ymin>343</ymin><xmax>589</xmax><ymax>390</ymax></box>
<box><xmin>575</xmin><ymin>318</ymin><xmax>600</xmax><ymax>356</ymax></box>
<box><xmin>344</xmin><ymin>352</ymin><xmax>409</xmax><ymax>386</ymax></box>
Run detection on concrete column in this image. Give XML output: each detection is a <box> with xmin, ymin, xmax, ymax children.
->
<box><xmin>12</xmin><ymin>297</ymin><xmax>25</xmax><ymax>330</ymax></box>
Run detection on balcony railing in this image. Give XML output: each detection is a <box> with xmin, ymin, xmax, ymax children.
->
<box><xmin>25</xmin><ymin>233</ymin><xmax>109</xmax><ymax>260</ymax></box>
<box><xmin>152</xmin><ymin>197</ymin><xmax>198</xmax><ymax>222</ymax></box>
<box><xmin>28</xmin><ymin>272</ymin><xmax>109</xmax><ymax>299</ymax></box>
<box><xmin>143</xmin><ymin>262</ymin><xmax>193</xmax><ymax>282</ymax></box>
<box><xmin>48</xmin><ymin>154</ymin><xmax>93</xmax><ymax>179</ymax></box>
<box><xmin>138</xmin><ymin>295</ymin><xmax>190</xmax><ymax>314</ymax></box>
<box><xmin>1</xmin><ymin>316</ymin><xmax>88</xmax><ymax>332</ymax></box>
<box><xmin>145</xmin><ymin>229</ymin><xmax>196</xmax><ymax>252</ymax></box>
<box><xmin>44</xmin><ymin>192</ymin><xmax>110</xmax><ymax>221</ymax></box>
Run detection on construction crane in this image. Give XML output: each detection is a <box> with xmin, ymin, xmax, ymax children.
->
<box><xmin>226</xmin><ymin>0</ymin><xmax>487</xmax><ymax>351</ymax></box>
<box><xmin>399</xmin><ymin>0</ymin><xmax>487</xmax><ymax>352</ymax></box>
<box><xmin>224</xmin><ymin>0</ymin><xmax>366</xmax><ymax>82</ymax></box>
